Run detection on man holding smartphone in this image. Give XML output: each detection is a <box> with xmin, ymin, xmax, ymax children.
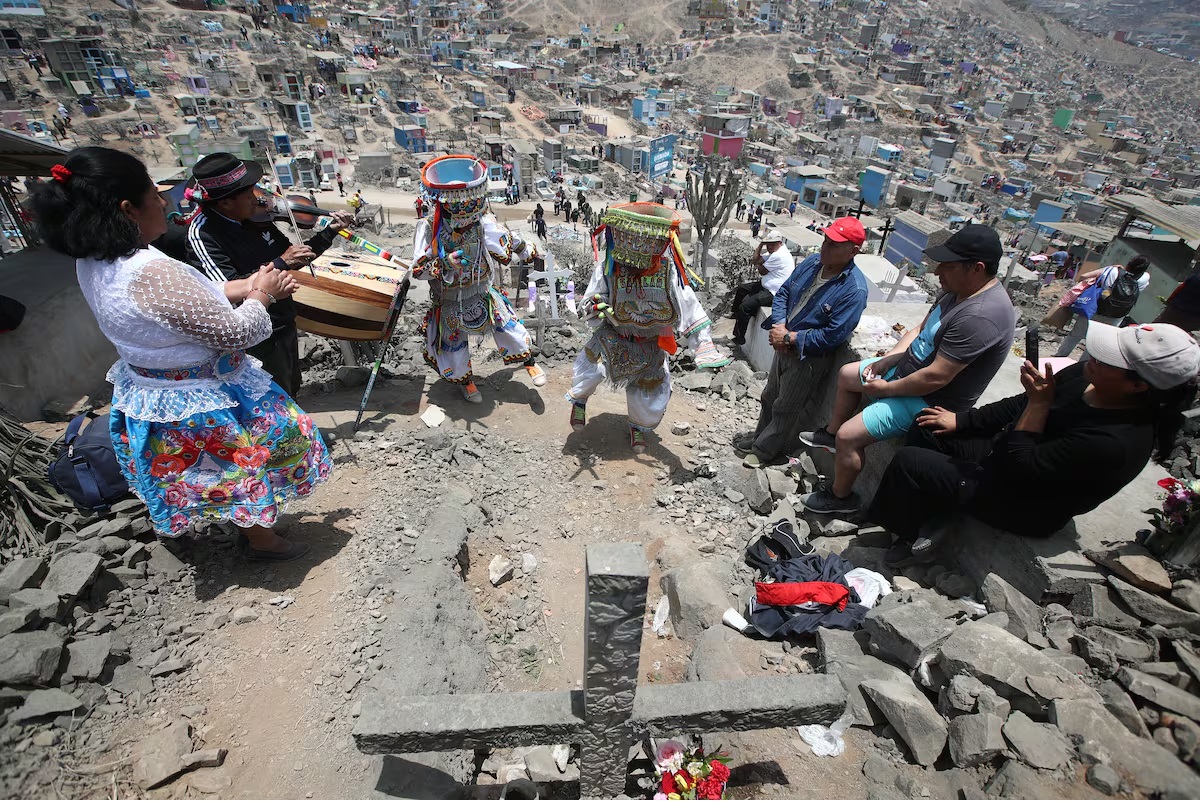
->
<box><xmin>798</xmin><ymin>224</ymin><xmax>1016</xmax><ymax>514</ymax></box>
<box><xmin>730</xmin><ymin>231</ymin><xmax>795</xmax><ymax>346</ymax></box>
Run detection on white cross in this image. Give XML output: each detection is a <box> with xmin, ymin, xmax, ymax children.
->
<box><xmin>526</xmin><ymin>251</ymin><xmax>573</xmax><ymax>319</ymax></box>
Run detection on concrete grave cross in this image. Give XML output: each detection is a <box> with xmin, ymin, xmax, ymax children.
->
<box><xmin>882</xmin><ymin>264</ymin><xmax>910</xmax><ymax>303</ymax></box>
<box><xmin>527</xmin><ymin>251</ymin><xmax>572</xmax><ymax>319</ymax></box>
<box><xmin>353</xmin><ymin>543</ymin><xmax>846</xmax><ymax>798</ymax></box>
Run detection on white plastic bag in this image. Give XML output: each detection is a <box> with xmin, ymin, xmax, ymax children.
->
<box><xmin>844</xmin><ymin>568</ymin><xmax>893</xmax><ymax>609</ymax></box>
<box><xmin>651</xmin><ymin>595</ymin><xmax>671</xmax><ymax>636</ymax></box>
<box><xmin>852</xmin><ymin>314</ymin><xmax>900</xmax><ymax>355</ymax></box>
<box><xmin>796</xmin><ymin>712</ymin><xmax>852</xmax><ymax>757</ymax></box>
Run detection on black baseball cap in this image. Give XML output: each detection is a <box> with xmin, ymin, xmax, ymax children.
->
<box><xmin>924</xmin><ymin>224</ymin><xmax>1004</xmax><ymax>265</ymax></box>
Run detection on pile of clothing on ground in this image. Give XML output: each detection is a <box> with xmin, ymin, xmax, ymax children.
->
<box><xmin>743</xmin><ymin>519</ymin><xmax>892</xmax><ymax>638</ymax></box>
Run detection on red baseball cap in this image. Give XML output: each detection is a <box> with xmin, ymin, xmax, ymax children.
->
<box><xmin>822</xmin><ymin>216</ymin><xmax>866</xmax><ymax>246</ymax></box>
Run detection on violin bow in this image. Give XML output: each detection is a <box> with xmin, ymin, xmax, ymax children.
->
<box><xmin>265</xmin><ymin>142</ymin><xmax>317</xmax><ymax>277</ymax></box>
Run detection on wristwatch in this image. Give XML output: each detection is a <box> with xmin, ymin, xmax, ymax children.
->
<box><xmin>783</xmin><ymin>332</ymin><xmax>794</xmax><ymax>347</ymax></box>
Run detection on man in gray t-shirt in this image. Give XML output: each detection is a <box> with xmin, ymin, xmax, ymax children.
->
<box><xmin>798</xmin><ymin>224</ymin><xmax>1017</xmax><ymax>515</ymax></box>
<box><xmin>893</xmin><ymin>282</ymin><xmax>1017</xmax><ymax>412</ymax></box>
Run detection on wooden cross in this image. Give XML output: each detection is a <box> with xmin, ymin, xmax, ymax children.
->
<box><xmin>527</xmin><ymin>251</ymin><xmax>573</xmax><ymax>319</ymax></box>
<box><xmin>352</xmin><ymin>543</ymin><xmax>846</xmax><ymax>798</ymax></box>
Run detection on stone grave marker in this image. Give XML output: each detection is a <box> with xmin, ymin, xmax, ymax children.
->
<box><xmin>354</xmin><ymin>543</ymin><xmax>846</xmax><ymax>797</ymax></box>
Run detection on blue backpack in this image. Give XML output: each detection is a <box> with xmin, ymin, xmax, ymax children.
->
<box><xmin>48</xmin><ymin>414</ymin><xmax>130</xmax><ymax>512</ymax></box>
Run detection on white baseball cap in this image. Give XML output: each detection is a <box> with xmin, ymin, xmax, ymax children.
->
<box><xmin>1085</xmin><ymin>322</ymin><xmax>1200</xmax><ymax>390</ymax></box>
<box><xmin>760</xmin><ymin>231</ymin><xmax>783</xmax><ymax>243</ymax></box>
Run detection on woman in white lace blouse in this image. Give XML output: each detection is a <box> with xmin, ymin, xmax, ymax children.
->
<box><xmin>30</xmin><ymin>147</ymin><xmax>332</xmax><ymax>561</ymax></box>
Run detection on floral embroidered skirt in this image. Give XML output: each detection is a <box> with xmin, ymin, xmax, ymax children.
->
<box><xmin>110</xmin><ymin>381</ymin><xmax>333</xmax><ymax>536</ymax></box>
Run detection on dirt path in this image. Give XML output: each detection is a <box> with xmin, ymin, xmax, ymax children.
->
<box><xmin>49</xmin><ymin>308</ymin><xmax>877</xmax><ymax>800</ymax></box>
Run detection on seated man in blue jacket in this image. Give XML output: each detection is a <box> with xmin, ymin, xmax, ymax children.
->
<box><xmin>736</xmin><ymin>217</ymin><xmax>870</xmax><ymax>468</ymax></box>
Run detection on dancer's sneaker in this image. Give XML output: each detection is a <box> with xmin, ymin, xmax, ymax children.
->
<box><xmin>462</xmin><ymin>381</ymin><xmax>483</xmax><ymax>403</ymax></box>
<box><xmin>630</xmin><ymin>426</ymin><xmax>647</xmax><ymax>454</ymax></box>
<box><xmin>569</xmin><ymin>402</ymin><xmax>587</xmax><ymax>432</ymax></box>
<box><xmin>525</xmin><ymin>363</ymin><xmax>547</xmax><ymax>387</ymax></box>
<box><xmin>694</xmin><ymin>341</ymin><xmax>733</xmax><ymax>369</ymax></box>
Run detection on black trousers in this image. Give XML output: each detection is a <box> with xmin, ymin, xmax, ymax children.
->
<box><xmin>732</xmin><ymin>280</ymin><xmax>773</xmax><ymax>340</ymax></box>
<box><xmin>250</xmin><ymin>323</ymin><xmax>301</xmax><ymax>398</ymax></box>
<box><xmin>866</xmin><ymin>427</ymin><xmax>992</xmax><ymax>544</ymax></box>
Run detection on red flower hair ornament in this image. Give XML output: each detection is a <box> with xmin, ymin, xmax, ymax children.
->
<box><xmin>50</xmin><ymin>164</ymin><xmax>71</xmax><ymax>183</ymax></box>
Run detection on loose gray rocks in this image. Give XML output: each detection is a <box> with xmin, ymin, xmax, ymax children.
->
<box><xmin>862</xmin><ymin>597</ymin><xmax>960</xmax><ymax>669</ymax></box>
<box><xmin>1002</xmin><ymin>711</ymin><xmax>1072</xmax><ymax>770</ymax></box>
<box><xmin>488</xmin><ymin>555</ymin><xmax>514</xmax><ymax>587</ymax></box>
<box><xmin>66</xmin><ymin>634</ymin><xmax>128</xmax><ymax>680</ymax></box>
<box><xmin>133</xmin><ymin>720</ymin><xmax>195</xmax><ymax>790</ymax></box>
<box><xmin>948</xmin><ymin>712</ymin><xmax>1005</xmax><ymax>768</ymax></box>
<box><xmin>1086</xmin><ymin>764</ymin><xmax>1121</xmax><ymax>795</ymax></box>
<box><xmin>12</xmin><ymin>688</ymin><xmax>83</xmax><ymax>722</ymax></box>
<box><xmin>0</xmin><ymin>630</ymin><xmax>65</xmax><ymax>685</ymax></box>
<box><xmin>861</xmin><ymin>677</ymin><xmax>948</xmax><ymax>766</ymax></box>
<box><xmin>980</xmin><ymin>573</ymin><xmax>1043</xmax><ymax>643</ymax></box>
<box><xmin>659</xmin><ymin>562</ymin><xmax>730</xmax><ymax>639</ymax></box>
<box><xmin>40</xmin><ymin>552</ymin><xmax>103</xmax><ymax>604</ymax></box>
<box><xmin>0</xmin><ymin>556</ymin><xmax>47</xmax><ymax>604</ymax></box>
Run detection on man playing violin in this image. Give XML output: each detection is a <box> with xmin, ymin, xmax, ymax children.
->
<box><xmin>185</xmin><ymin>153</ymin><xmax>354</xmax><ymax>396</ymax></box>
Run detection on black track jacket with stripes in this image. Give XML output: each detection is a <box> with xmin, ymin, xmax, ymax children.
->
<box><xmin>185</xmin><ymin>211</ymin><xmax>337</xmax><ymax>325</ymax></box>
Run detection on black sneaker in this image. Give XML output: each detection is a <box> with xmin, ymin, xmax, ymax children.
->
<box><xmin>799</xmin><ymin>427</ymin><xmax>837</xmax><ymax>454</ymax></box>
<box><xmin>800</xmin><ymin>486</ymin><xmax>861</xmax><ymax>514</ymax></box>
<box><xmin>911</xmin><ymin>517</ymin><xmax>955</xmax><ymax>561</ymax></box>
<box><xmin>884</xmin><ymin>542</ymin><xmax>914</xmax><ymax>567</ymax></box>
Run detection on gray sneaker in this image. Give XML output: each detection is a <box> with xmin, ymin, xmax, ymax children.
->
<box><xmin>799</xmin><ymin>427</ymin><xmax>837</xmax><ymax>454</ymax></box>
<box><xmin>733</xmin><ymin>436</ymin><xmax>755</xmax><ymax>454</ymax></box>
<box><xmin>743</xmin><ymin>452</ymin><xmax>769</xmax><ymax>469</ymax></box>
<box><xmin>800</xmin><ymin>486</ymin><xmax>861</xmax><ymax>515</ymax></box>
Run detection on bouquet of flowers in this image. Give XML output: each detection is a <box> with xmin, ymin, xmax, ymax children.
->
<box><xmin>651</xmin><ymin>739</ymin><xmax>731</xmax><ymax>800</ymax></box>
<box><xmin>1142</xmin><ymin>480</ymin><xmax>1200</xmax><ymax>535</ymax></box>
<box><xmin>1143</xmin><ymin>476</ymin><xmax>1200</xmax><ymax>554</ymax></box>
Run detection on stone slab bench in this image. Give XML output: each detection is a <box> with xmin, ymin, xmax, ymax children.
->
<box><xmin>743</xmin><ymin>307</ymin><xmax>776</xmax><ymax>374</ymax></box>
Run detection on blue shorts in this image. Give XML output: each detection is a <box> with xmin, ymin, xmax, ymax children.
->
<box><xmin>858</xmin><ymin>357</ymin><xmax>928</xmax><ymax>441</ymax></box>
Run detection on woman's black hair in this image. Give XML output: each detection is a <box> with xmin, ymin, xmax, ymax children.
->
<box><xmin>1130</xmin><ymin>369</ymin><xmax>1199</xmax><ymax>461</ymax></box>
<box><xmin>27</xmin><ymin>146</ymin><xmax>154</xmax><ymax>261</ymax></box>
<box><xmin>1126</xmin><ymin>255</ymin><xmax>1150</xmax><ymax>276</ymax></box>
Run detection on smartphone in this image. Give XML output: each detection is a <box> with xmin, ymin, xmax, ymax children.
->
<box><xmin>1025</xmin><ymin>326</ymin><xmax>1040</xmax><ymax>371</ymax></box>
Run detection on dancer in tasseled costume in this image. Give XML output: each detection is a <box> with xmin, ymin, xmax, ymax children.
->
<box><xmin>567</xmin><ymin>202</ymin><xmax>731</xmax><ymax>452</ymax></box>
<box><xmin>411</xmin><ymin>154</ymin><xmax>546</xmax><ymax>403</ymax></box>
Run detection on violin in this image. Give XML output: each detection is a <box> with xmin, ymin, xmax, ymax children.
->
<box><xmin>248</xmin><ymin>187</ymin><xmax>337</xmax><ymax>230</ymax></box>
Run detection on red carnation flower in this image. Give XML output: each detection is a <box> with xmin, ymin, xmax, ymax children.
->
<box><xmin>708</xmin><ymin>760</ymin><xmax>730</xmax><ymax>785</ymax></box>
<box><xmin>697</xmin><ymin>777</ymin><xmax>724</xmax><ymax>800</ymax></box>
<box><xmin>660</xmin><ymin>773</ymin><xmax>676</xmax><ymax>795</ymax></box>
